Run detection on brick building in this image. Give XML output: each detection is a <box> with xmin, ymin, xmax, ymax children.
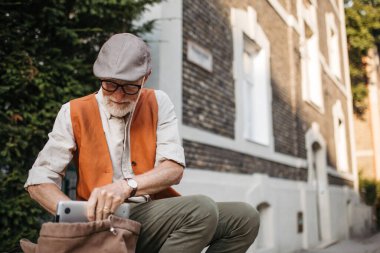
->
<box><xmin>137</xmin><ymin>0</ymin><xmax>373</xmax><ymax>252</ymax></box>
<box><xmin>354</xmin><ymin>48</ymin><xmax>380</xmax><ymax>181</ymax></box>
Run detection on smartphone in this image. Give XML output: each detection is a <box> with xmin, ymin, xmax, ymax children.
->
<box><xmin>55</xmin><ymin>201</ymin><xmax>130</xmax><ymax>223</ymax></box>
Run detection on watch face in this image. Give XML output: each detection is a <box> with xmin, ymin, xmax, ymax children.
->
<box><xmin>128</xmin><ymin>179</ymin><xmax>138</xmax><ymax>188</ymax></box>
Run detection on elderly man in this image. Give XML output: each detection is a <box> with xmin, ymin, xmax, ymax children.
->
<box><xmin>25</xmin><ymin>33</ymin><xmax>260</xmax><ymax>253</ymax></box>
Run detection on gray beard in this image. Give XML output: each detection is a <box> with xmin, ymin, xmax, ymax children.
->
<box><xmin>103</xmin><ymin>95</ymin><xmax>135</xmax><ymax>117</ymax></box>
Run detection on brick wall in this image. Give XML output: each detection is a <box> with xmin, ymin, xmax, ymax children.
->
<box><xmin>219</xmin><ymin>0</ymin><xmax>304</xmax><ymax>157</ymax></box>
<box><xmin>317</xmin><ymin>0</ymin><xmax>330</xmax><ymax>63</ymax></box>
<box><xmin>354</xmin><ymin>96</ymin><xmax>376</xmax><ymax>179</ymax></box>
<box><xmin>182</xmin><ymin>0</ymin><xmax>235</xmax><ymax>138</ymax></box>
<box><xmin>184</xmin><ymin>140</ymin><xmax>308</xmax><ymax>181</ymax></box>
<box><xmin>328</xmin><ymin>174</ymin><xmax>354</xmax><ymax>188</ymax></box>
<box><xmin>182</xmin><ymin>0</ymin><xmax>353</xmax><ymax>186</ymax></box>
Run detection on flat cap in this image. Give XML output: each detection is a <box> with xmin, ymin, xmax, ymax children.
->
<box><xmin>93</xmin><ymin>33</ymin><xmax>151</xmax><ymax>81</ymax></box>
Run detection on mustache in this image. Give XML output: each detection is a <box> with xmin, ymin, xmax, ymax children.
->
<box><xmin>104</xmin><ymin>95</ymin><xmax>134</xmax><ymax>104</ymax></box>
<box><xmin>110</xmin><ymin>99</ymin><xmax>131</xmax><ymax>103</ymax></box>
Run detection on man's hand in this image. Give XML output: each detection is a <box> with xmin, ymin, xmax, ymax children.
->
<box><xmin>87</xmin><ymin>160</ymin><xmax>183</xmax><ymax>221</ymax></box>
<box><xmin>87</xmin><ymin>180</ymin><xmax>131</xmax><ymax>221</ymax></box>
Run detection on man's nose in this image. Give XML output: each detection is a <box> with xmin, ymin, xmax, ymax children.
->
<box><xmin>113</xmin><ymin>87</ymin><xmax>126</xmax><ymax>100</ymax></box>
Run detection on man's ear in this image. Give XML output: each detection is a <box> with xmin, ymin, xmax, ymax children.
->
<box><xmin>145</xmin><ymin>70</ymin><xmax>152</xmax><ymax>82</ymax></box>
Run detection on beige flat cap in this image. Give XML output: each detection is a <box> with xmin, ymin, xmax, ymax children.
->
<box><xmin>93</xmin><ymin>33</ymin><xmax>151</xmax><ymax>82</ymax></box>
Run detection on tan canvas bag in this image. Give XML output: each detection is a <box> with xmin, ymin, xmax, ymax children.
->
<box><xmin>20</xmin><ymin>215</ymin><xmax>141</xmax><ymax>253</ymax></box>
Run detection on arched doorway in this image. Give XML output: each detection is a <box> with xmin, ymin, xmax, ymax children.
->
<box><xmin>306</xmin><ymin>123</ymin><xmax>332</xmax><ymax>246</ymax></box>
<box><xmin>256</xmin><ymin>202</ymin><xmax>273</xmax><ymax>250</ymax></box>
<box><xmin>311</xmin><ymin>141</ymin><xmax>322</xmax><ymax>241</ymax></box>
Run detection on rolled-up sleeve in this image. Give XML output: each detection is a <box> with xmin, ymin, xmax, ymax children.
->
<box><xmin>154</xmin><ymin>90</ymin><xmax>186</xmax><ymax>167</ymax></box>
<box><xmin>24</xmin><ymin>103</ymin><xmax>76</xmax><ymax>189</ymax></box>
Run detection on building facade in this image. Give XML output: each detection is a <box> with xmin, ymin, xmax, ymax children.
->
<box><xmin>354</xmin><ymin>48</ymin><xmax>380</xmax><ymax>181</ymax></box>
<box><xmin>137</xmin><ymin>0</ymin><xmax>373</xmax><ymax>252</ymax></box>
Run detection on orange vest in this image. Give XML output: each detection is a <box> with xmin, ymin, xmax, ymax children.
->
<box><xmin>70</xmin><ymin>88</ymin><xmax>180</xmax><ymax>200</ymax></box>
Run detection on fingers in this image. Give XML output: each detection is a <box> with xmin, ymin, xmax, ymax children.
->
<box><xmin>110</xmin><ymin>195</ymin><xmax>123</xmax><ymax>215</ymax></box>
<box><xmin>87</xmin><ymin>182</ymin><xmax>127</xmax><ymax>221</ymax></box>
<box><xmin>105</xmin><ymin>193</ymin><xmax>124</xmax><ymax>220</ymax></box>
<box><xmin>102</xmin><ymin>194</ymin><xmax>113</xmax><ymax>220</ymax></box>
<box><xmin>87</xmin><ymin>188</ymin><xmax>99</xmax><ymax>222</ymax></box>
<box><xmin>96</xmin><ymin>189</ymin><xmax>107</xmax><ymax>221</ymax></box>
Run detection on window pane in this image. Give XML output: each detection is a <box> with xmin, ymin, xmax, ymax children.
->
<box><xmin>242</xmin><ymin>38</ymin><xmax>270</xmax><ymax>146</ymax></box>
<box><xmin>306</xmin><ymin>35</ymin><xmax>323</xmax><ymax>107</ymax></box>
<box><xmin>252</xmin><ymin>50</ymin><xmax>270</xmax><ymax>145</ymax></box>
<box><xmin>338</xmin><ymin>119</ymin><xmax>348</xmax><ymax>171</ymax></box>
<box><xmin>243</xmin><ymin>51</ymin><xmax>253</xmax><ymax>77</ymax></box>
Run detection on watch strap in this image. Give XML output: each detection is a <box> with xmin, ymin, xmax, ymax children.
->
<box><xmin>125</xmin><ymin>178</ymin><xmax>137</xmax><ymax>197</ymax></box>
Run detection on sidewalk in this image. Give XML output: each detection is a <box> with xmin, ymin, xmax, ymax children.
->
<box><xmin>301</xmin><ymin>233</ymin><xmax>380</xmax><ymax>253</ymax></box>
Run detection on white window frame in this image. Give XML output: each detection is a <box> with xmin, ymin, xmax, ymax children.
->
<box><xmin>242</xmin><ymin>37</ymin><xmax>271</xmax><ymax>145</ymax></box>
<box><xmin>231</xmin><ymin>7</ymin><xmax>273</xmax><ymax>147</ymax></box>
<box><xmin>298</xmin><ymin>0</ymin><xmax>324</xmax><ymax>112</ymax></box>
<box><xmin>333</xmin><ymin>101</ymin><xmax>349</xmax><ymax>172</ymax></box>
<box><xmin>325</xmin><ymin>12</ymin><xmax>342</xmax><ymax>80</ymax></box>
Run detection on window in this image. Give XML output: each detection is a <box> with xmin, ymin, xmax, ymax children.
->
<box><xmin>333</xmin><ymin>101</ymin><xmax>349</xmax><ymax>172</ymax></box>
<box><xmin>243</xmin><ymin>37</ymin><xmax>270</xmax><ymax>145</ymax></box>
<box><xmin>231</xmin><ymin>7</ymin><xmax>272</xmax><ymax>147</ymax></box>
<box><xmin>300</xmin><ymin>1</ymin><xmax>324</xmax><ymax>110</ymax></box>
<box><xmin>326</xmin><ymin>13</ymin><xmax>341</xmax><ymax>79</ymax></box>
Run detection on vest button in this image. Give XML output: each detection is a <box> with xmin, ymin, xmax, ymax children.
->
<box><xmin>131</xmin><ymin>161</ymin><xmax>137</xmax><ymax>166</ymax></box>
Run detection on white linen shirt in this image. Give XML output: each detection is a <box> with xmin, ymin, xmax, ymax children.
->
<box><xmin>24</xmin><ymin>89</ymin><xmax>185</xmax><ymax>189</ymax></box>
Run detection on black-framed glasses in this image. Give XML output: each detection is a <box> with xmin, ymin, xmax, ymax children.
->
<box><xmin>100</xmin><ymin>80</ymin><xmax>142</xmax><ymax>95</ymax></box>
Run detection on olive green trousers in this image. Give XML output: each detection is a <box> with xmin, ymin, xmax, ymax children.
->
<box><xmin>129</xmin><ymin>195</ymin><xmax>260</xmax><ymax>253</ymax></box>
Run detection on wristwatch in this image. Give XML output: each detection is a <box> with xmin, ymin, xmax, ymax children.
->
<box><xmin>125</xmin><ymin>178</ymin><xmax>138</xmax><ymax>197</ymax></box>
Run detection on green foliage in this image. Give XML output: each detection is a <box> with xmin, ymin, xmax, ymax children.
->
<box><xmin>345</xmin><ymin>0</ymin><xmax>380</xmax><ymax>116</ymax></box>
<box><xmin>359</xmin><ymin>176</ymin><xmax>380</xmax><ymax>229</ymax></box>
<box><xmin>359</xmin><ymin>177</ymin><xmax>378</xmax><ymax>205</ymax></box>
<box><xmin>0</xmin><ymin>0</ymin><xmax>161</xmax><ymax>251</ymax></box>
<box><xmin>0</xmin><ymin>170</ymin><xmax>50</xmax><ymax>252</ymax></box>
<box><xmin>351</xmin><ymin>82</ymin><xmax>368</xmax><ymax>115</ymax></box>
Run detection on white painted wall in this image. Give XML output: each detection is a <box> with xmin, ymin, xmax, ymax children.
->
<box><xmin>303</xmin><ymin>188</ymin><xmax>319</xmax><ymax>248</ymax></box>
<box><xmin>134</xmin><ymin>0</ymin><xmax>183</xmax><ymax>131</ymax></box>
<box><xmin>329</xmin><ymin>186</ymin><xmax>351</xmax><ymax>240</ymax></box>
<box><xmin>349</xmin><ymin>191</ymin><xmax>374</xmax><ymax>237</ymax></box>
<box><xmin>173</xmin><ymin>169</ymin><xmax>373</xmax><ymax>253</ymax></box>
